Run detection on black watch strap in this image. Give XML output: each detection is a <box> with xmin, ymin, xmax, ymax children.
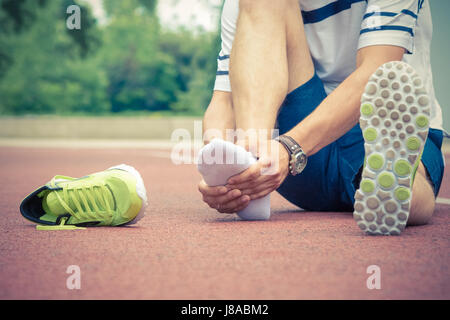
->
<box><xmin>276</xmin><ymin>135</ymin><xmax>302</xmax><ymax>156</ymax></box>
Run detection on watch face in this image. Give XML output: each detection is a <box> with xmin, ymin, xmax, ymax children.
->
<box><xmin>293</xmin><ymin>153</ymin><xmax>307</xmax><ymax>173</ymax></box>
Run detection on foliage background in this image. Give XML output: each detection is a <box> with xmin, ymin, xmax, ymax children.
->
<box><xmin>0</xmin><ymin>0</ymin><xmax>448</xmax><ymax>130</ymax></box>
<box><xmin>0</xmin><ymin>0</ymin><xmax>221</xmax><ymax>116</ymax></box>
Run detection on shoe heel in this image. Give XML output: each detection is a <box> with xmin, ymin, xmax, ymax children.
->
<box><xmin>108</xmin><ymin>164</ymin><xmax>148</xmax><ymax>225</ymax></box>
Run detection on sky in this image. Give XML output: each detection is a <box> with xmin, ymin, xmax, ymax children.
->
<box><xmin>157</xmin><ymin>0</ymin><xmax>222</xmax><ymax>32</ymax></box>
<box><xmin>80</xmin><ymin>0</ymin><xmax>222</xmax><ymax>31</ymax></box>
<box><xmin>79</xmin><ymin>0</ymin><xmax>105</xmax><ymax>23</ymax></box>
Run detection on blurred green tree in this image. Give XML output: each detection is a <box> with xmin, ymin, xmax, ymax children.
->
<box><xmin>163</xmin><ymin>29</ymin><xmax>220</xmax><ymax>114</ymax></box>
<box><xmin>101</xmin><ymin>0</ymin><xmax>178</xmax><ymax>112</ymax></box>
<box><xmin>0</xmin><ymin>0</ymin><xmax>107</xmax><ymax>114</ymax></box>
<box><xmin>0</xmin><ymin>0</ymin><xmax>221</xmax><ymax>115</ymax></box>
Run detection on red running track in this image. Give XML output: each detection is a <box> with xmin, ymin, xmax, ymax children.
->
<box><xmin>0</xmin><ymin>146</ymin><xmax>449</xmax><ymax>299</ymax></box>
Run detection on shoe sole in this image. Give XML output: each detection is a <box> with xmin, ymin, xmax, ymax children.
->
<box><xmin>354</xmin><ymin>61</ymin><xmax>430</xmax><ymax>235</ymax></box>
<box><xmin>108</xmin><ymin>164</ymin><xmax>148</xmax><ymax>225</ymax></box>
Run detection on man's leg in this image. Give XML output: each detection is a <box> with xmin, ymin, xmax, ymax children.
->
<box><xmin>228</xmin><ymin>0</ymin><xmax>345</xmax><ymax>212</ymax></box>
<box><xmin>229</xmin><ymin>0</ymin><xmax>314</xmax><ymax>138</ymax></box>
<box><xmin>197</xmin><ymin>0</ymin><xmax>318</xmax><ymax>216</ymax></box>
<box><xmin>409</xmin><ymin>163</ymin><xmax>435</xmax><ymax>225</ymax></box>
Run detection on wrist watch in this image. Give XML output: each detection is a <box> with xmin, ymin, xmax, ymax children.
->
<box><xmin>275</xmin><ymin>135</ymin><xmax>308</xmax><ymax>176</ymax></box>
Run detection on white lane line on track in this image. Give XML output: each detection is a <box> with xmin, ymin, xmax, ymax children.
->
<box><xmin>0</xmin><ymin>138</ymin><xmax>196</xmax><ymax>149</ymax></box>
<box><xmin>436</xmin><ymin>197</ymin><xmax>450</xmax><ymax>205</ymax></box>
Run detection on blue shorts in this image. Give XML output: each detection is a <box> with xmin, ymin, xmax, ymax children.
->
<box><xmin>276</xmin><ymin>73</ymin><xmax>445</xmax><ymax>212</ymax></box>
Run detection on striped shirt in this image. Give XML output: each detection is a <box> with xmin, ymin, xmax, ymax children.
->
<box><xmin>214</xmin><ymin>0</ymin><xmax>442</xmax><ymax>130</ymax></box>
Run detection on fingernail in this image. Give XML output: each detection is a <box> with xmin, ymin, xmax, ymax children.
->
<box><xmin>219</xmin><ymin>187</ymin><xmax>228</xmax><ymax>193</ymax></box>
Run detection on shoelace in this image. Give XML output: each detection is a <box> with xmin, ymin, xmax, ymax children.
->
<box><xmin>36</xmin><ymin>216</ymin><xmax>86</xmax><ymax>230</ymax></box>
<box><xmin>53</xmin><ymin>183</ymin><xmax>115</xmax><ymax>223</ymax></box>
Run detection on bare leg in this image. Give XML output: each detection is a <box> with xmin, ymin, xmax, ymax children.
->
<box><xmin>229</xmin><ymin>0</ymin><xmax>314</xmax><ymax>138</ymax></box>
<box><xmin>408</xmin><ymin>163</ymin><xmax>436</xmax><ymax>225</ymax></box>
<box><xmin>202</xmin><ymin>91</ymin><xmax>235</xmax><ymax>143</ymax></box>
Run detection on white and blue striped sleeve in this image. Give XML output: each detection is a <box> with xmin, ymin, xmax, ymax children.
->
<box><xmin>358</xmin><ymin>0</ymin><xmax>422</xmax><ymax>54</ymax></box>
<box><xmin>213</xmin><ymin>0</ymin><xmax>239</xmax><ymax>92</ymax></box>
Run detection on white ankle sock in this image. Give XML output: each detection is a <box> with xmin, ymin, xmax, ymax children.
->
<box><xmin>197</xmin><ymin>138</ymin><xmax>271</xmax><ymax>220</ymax></box>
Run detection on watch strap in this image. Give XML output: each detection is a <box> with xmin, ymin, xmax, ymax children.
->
<box><xmin>276</xmin><ymin>135</ymin><xmax>303</xmax><ymax>156</ymax></box>
<box><xmin>276</xmin><ymin>135</ymin><xmax>307</xmax><ymax>176</ymax></box>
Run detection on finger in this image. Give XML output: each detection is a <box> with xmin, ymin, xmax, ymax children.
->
<box><xmin>227</xmin><ymin>173</ymin><xmax>274</xmax><ymax>191</ymax></box>
<box><xmin>241</xmin><ymin>181</ymin><xmax>278</xmax><ymax>196</ymax></box>
<box><xmin>205</xmin><ymin>201</ymin><xmax>218</xmax><ymax>209</ymax></box>
<box><xmin>227</xmin><ymin>155</ymin><xmax>278</xmax><ymax>186</ymax></box>
<box><xmin>198</xmin><ymin>180</ymin><xmax>228</xmax><ymax>196</ymax></box>
<box><xmin>217</xmin><ymin>195</ymin><xmax>250</xmax><ymax>213</ymax></box>
<box><xmin>227</xmin><ymin>163</ymin><xmax>261</xmax><ymax>185</ymax></box>
<box><xmin>232</xmin><ymin>201</ymin><xmax>251</xmax><ymax>213</ymax></box>
<box><xmin>249</xmin><ymin>189</ymin><xmax>273</xmax><ymax>200</ymax></box>
<box><xmin>218</xmin><ymin>196</ymin><xmax>250</xmax><ymax>213</ymax></box>
<box><xmin>203</xmin><ymin>188</ymin><xmax>242</xmax><ymax>206</ymax></box>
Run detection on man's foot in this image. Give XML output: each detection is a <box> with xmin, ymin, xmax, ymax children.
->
<box><xmin>20</xmin><ymin>164</ymin><xmax>148</xmax><ymax>229</ymax></box>
<box><xmin>354</xmin><ymin>61</ymin><xmax>430</xmax><ymax>235</ymax></box>
<box><xmin>197</xmin><ymin>138</ymin><xmax>271</xmax><ymax>220</ymax></box>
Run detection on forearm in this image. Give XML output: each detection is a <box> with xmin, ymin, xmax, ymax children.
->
<box><xmin>287</xmin><ymin>46</ymin><xmax>405</xmax><ymax>156</ymax></box>
<box><xmin>287</xmin><ymin>68</ymin><xmax>368</xmax><ymax>156</ymax></box>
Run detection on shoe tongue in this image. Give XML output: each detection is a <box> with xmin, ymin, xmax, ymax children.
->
<box><xmin>44</xmin><ymin>191</ymin><xmax>68</xmax><ymax>215</ymax></box>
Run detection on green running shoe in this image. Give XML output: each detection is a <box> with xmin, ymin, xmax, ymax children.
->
<box><xmin>354</xmin><ymin>61</ymin><xmax>430</xmax><ymax>235</ymax></box>
<box><xmin>20</xmin><ymin>164</ymin><xmax>148</xmax><ymax>230</ymax></box>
